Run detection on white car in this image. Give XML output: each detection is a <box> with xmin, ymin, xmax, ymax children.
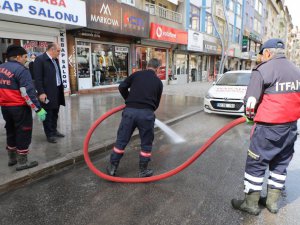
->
<box><xmin>204</xmin><ymin>70</ymin><xmax>252</xmax><ymax>116</ymax></box>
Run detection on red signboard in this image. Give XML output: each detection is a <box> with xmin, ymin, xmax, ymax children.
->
<box><xmin>150</xmin><ymin>23</ymin><xmax>188</xmax><ymax>45</ymax></box>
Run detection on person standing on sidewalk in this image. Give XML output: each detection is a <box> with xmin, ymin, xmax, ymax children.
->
<box><xmin>0</xmin><ymin>45</ymin><xmax>47</xmax><ymax>171</ymax></box>
<box><xmin>34</xmin><ymin>43</ymin><xmax>65</xmax><ymax>143</ymax></box>
<box><xmin>231</xmin><ymin>38</ymin><xmax>300</xmax><ymax>215</ymax></box>
<box><xmin>106</xmin><ymin>58</ymin><xmax>163</xmax><ymax>177</ymax></box>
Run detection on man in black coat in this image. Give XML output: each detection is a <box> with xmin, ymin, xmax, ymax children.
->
<box><xmin>34</xmin><ymin>43</ymin><xmax>66</xmax><ymax>143</ymax></box>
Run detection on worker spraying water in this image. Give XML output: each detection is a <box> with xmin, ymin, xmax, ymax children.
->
<box><xmin>106</xmin><ymin>58</ymin><xmax>163</xmax><ymax>177</ymax></box>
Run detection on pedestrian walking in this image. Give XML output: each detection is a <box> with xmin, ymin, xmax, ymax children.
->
<box><xmin>0</xmin><ymin>45</ymin><xmax>47</xmax><ymax>171</ymax></box>
<box><xmin>34</xmin><ymin>43</ymin><xmax>66</xmax><ymax>143</ymax></box>
<box><xmin>106</xmin><ymin>58</ymin><xmax>163</xmax><ymax>177</ymax></box>
<box><xmin>231</xmin><ymin>38</ymin><xmax>300</xmax><ymax>215</ymax></box>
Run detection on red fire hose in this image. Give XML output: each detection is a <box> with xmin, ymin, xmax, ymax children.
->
<box><xmin>83</xmin><ymin>105</ymin><xmax>246</xmax><ymax>183</ymax></box>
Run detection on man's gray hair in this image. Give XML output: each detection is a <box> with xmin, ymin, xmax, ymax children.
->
<box><xmin>147</xmin><ymin>58</ymin><xmax>160</xmax><ymax>69</ymax></box>
<box><xmin>47</xmin><ymin>42</ymin><xmax>58</xmax><ymax>51</ymax></box>
<box><xmin>263</xmin><ymin>48</ymin><xmax>285</xmax><ymax>57</ymax></box>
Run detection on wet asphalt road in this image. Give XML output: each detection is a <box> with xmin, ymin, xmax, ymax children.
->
<box><xmin>0</xmin><ymin>112</ymin><xmax>300</xmax><ymax>225</ymax></box>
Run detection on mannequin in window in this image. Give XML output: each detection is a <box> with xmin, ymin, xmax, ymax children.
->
<box><xmin>99</xmin><ymin>51</ymin><xmax>106</xmax><ymax>83</ymax></box>
<box><xmin>94</xmin><ymin>63</ymin><xmax>101</xmax><ymax>86</ymax></box>
<box><xmin>107</xmin><ymin>51</ymin><xmax>118</xmax><ymax>82</ymax></box>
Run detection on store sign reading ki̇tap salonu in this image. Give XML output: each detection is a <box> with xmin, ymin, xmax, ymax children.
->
<box><xmin>0</xmin><ymin>0</ymin><xmax>86</xmax><ymax>26</ymax></box>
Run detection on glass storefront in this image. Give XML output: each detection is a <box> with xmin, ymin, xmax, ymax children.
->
<box><xmin>76</xmin><ymin>40</ymin><xmax>129</xmax><ymax>89</ymax></box>
<box><xmin>189</xmin><ymin>55</ymin><xmax>201</xmax><ymax>82</ymax></box>
<box><xmin>175</xmin><ymin>54</ymin><xmax>187</xmax><ymax>76</ymax></box>
<box><xmin>136</xmin><ymin>46</ymin><xmax>168</xmax><ymax>80</ymax></box>
<box><xmin>0</xmin><ymin>38</ymin><xmax>50</xmax><ymax>65</ymax></box>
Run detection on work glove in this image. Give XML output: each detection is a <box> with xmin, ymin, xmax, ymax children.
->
<box><xmin>243</xmin><ymin>115</ymin><xmax>254</xmax><ymax>125</ymax></box>
<box><xmin>37</xmin><ymin>108</ymin><xmax>47</xmax><ymax>122</ymax></box>
<box><xmin>245</xmin><ymin>96</ymin><xmax>257</xmax><ymax>119</ymax></box>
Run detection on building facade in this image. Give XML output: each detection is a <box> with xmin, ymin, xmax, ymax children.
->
<box><xmin>240</xmin><ymin>0</ymin><xmax>266</xmax><ymax>69</ymax></box>
<box><xmin>0</xmin><ymin>0</ymin><xmax>87</xmax><ymax>95</ymax></box>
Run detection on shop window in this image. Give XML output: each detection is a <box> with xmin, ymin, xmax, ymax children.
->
<box><xmin>121</xmin><ymin>0</ymin><xmax>135</xmax><ymax>6</ymax></box>
<box><xmin>136</xmin><ymin>47</ymin><xmax>168</xmax><ymax>80</ymax></box>
<box><xmin>90</xmin><ymin>43</ymin><xmax>129</xmax><ymax>87</ymax></box>
<box><xmin>175</xmin><ymin>54</ymin><xmax>187</xmax><ymax>75</ymax></box>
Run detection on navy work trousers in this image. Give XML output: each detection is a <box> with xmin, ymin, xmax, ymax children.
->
<box><xmin>244</xmin><ymin>122</ymin><xmax>297</xmax><ymax>193</ymax></box>
<box><xmin>110</xmin><ymin>107</ymin><xmax>155</xmax><ymax>164</ymax></box>
<box><xmin>1</xmin><ymin>106</ymin><xmax>33</xmax><ymax>151</ymax></box>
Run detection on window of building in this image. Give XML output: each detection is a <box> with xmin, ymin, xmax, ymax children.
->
<box><xmin>205</xmin><ymin>14</ymin><xmax>213</xmax><ymax>35</ymax></box>
<box><xmin>229</xmin><ymin>0</ymin><xmax>234</xmax><ymax>11</ymax></box>
<box><xmin>254</xmin><ymin>18</ymin><xmax>261</xmax><ymax>33</ymax></box>
<box><xmin>245</xmin><ymin>13</ymin><xmax>249</xmax><ymax>26</ymax></box>
<box><xmin>190</xmin><ymin>4</ymin><xmax>200</xmax><ymax>31</ymax></box>
<box><xmin>229</xmin><ymin>24</ymin><xmax>234</xmax><ymax>42</ymax></box>
<box><xmin>235</xmin><ymin>28</ymin><xmax>240</xmax><ymax>43</ymax></box>
<box><xmin>236</xmin><ymin>3</ymin><xmax>242</xmax><ymax>16</ymax></box>
<box><xmin>217</xmin><ymin>19</ymin><xmax>225</xmax><ymax>35</ymax></box>
<box><xmin>255</xmin><ymin>0</ymin><xmax>263</xmax><ymax>15</ymax></box>
<box><xmin>122</xmin><ymin>0</ymin><xmax>135</xmax><ymax>6</ymax></box>
<box><xmin>250</xmin><ymin>17</ymin><xmax>254</xmax><ymax>29</ymax></box>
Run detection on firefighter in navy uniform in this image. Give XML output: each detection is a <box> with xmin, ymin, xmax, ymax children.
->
<box><xmin>231</xmin><ymin>39</ymin><xmax>300</xmax><ymax>215</ymax></box>
<box><xmin>106</xmin><ymin>58</ymin><xmax>163</xmax><ymax>177</ymax></box>
<box><xmin>0</xmin><ymin>45</ymin><xmax>47</xmax><ymax>171</ymax></box>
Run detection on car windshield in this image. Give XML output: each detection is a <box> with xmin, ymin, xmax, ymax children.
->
<box><xmin>216</xmin><ymin>72</ymin><xmax>251</xmax><ymax>86</ymax></box>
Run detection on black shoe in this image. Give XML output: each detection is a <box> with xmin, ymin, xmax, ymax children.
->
<box><xmin>139</xmin><ymin>161</ymin><xmax>153</xmax><ymax>177</ymax></box>
<box><xmin>139</xmin><ymin>169</ymin><xmax>153</xmax><ymax>177</ymax></box>
<box><xmin>55</xmin><ymin>131</ymin><xmax>65</xmax><ymax>138</ymax></box>
<box><xmin>106</xmin><ymin>163</ymin><xmax>119</xmax><ymax>176</ymax></box>
<box><xmin>47</xmin><ymin>137</ymin><xmax>57</xmax><ymax>143</ymax></box>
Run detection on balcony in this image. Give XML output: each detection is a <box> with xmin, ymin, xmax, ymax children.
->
<box><xmin>145</xmin><ymin>3</ymin><xmax>182</xmax><ymax>24</ymax></box>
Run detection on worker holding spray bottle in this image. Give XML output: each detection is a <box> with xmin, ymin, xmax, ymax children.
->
<box><xmin>231</xmin><ymin>39</ymin><xmax>300</xmax><ymax>215</ymax></box>
<box><xmin>0</xmin><ymin>45</ymin><xmax>47</xmax><ymax>171</ymax></box>
<box><xmin>106</xmin><ymin>58</ymin><xmax>163</xmax><ymax>178</ymax></box>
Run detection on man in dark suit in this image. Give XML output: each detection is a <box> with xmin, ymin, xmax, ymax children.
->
<box><xmin>34</xmin><ymin>43</ymin><xmax>66</xmax><ymax>143</ymax></box>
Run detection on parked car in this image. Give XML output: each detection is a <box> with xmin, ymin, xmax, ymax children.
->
<box><xmin>204</xmin><ymin>70</ymin><xmax>252</xmax><ymax>116</ymax></box>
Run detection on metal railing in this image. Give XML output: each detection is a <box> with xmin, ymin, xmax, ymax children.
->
<box><xmin>145</xmin><ymin>3</ymin><xmax>182</xmax><ymax>24</ymax></box>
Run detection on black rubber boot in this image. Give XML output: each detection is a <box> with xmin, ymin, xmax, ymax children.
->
<box><xmin>106</xmin><ymin>162</ymin><xmax>119</xmax><ymax>176</ymax></box>
<box><xmin>139</xmin><ymin>162</ymin><xmax>153</xmax><ymax>177</ymax></box>
<box><xmin>16</xmin><ymin>154</ymin><xmax>38</xmax><ymax>171</ymax></box>
<box><xmin>231</xmin><ymin>192</ymin><xmax>261</xmax><ymax>216</ymax></box>
<box><xmin>7</xmin><ymin>148</ymin><xmax>17</xmax><ymax>167</ymax></box>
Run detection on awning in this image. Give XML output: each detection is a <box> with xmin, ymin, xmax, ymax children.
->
<box><xmin>167</xmin><ymin>0</ymin><xmax>178</xmax><ymax>5</ymax></box>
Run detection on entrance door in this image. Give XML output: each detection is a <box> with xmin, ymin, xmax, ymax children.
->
<box><xmin>77</xmin><ymin>45</ymin><xmax>92</xmax><ymax>90</ymax></box>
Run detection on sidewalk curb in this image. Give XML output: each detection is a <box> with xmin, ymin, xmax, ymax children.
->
<box><xmin>0</xmin><ymin>108</ymin><xmax>203</xmax><ymax>194</ymax></box>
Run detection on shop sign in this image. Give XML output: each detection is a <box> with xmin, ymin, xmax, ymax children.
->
<box><xmin>0</xmin><ymin>0</ymin><xmax>86</xmax><ymax>26</ymax></box>
<box><xmin>23</xmin><ymin>41</ymin><xmax>48</xmax><ymax>49</ymax></box>
<box><xmin>115</xmin><ymin>46</ymin><xmax>128</xmax><ymax>53</ymax></box>
<box><xmin>87</xmin><ymin>0</ymin><xmax>149</xmax><ymax>38</ymax></box>
<box><xmin>58</xmin><ymin>31</ymin><xmax>70</xmax><ymax>93</ymax></box>
<box><xmin>249</xmin><ymin>32</ymin><xmax>262</xmax><ymax>43</ymax></box>
<box><xmin>203</xmin><ymin>40</ymin><xmax>218</xmax><ymax>53</ymax></box>
<box><xmin>242</xmin><ymin>37</ymin><xmax>248</xmax><ymax>52</ymax></box>
<box><xmin>150</xmin><ymin>23</ymin><xmax>188</xmax><ymax>45</ymax></box>
<box><xmin>188</xmin><ymin>30</ymin><xmax>203</xmax><ymax>52</ymax></box>
<box><xmin>241</xmin><ymin>52</ymin><xmax>250</xmax><ymax>59</ymax></box>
